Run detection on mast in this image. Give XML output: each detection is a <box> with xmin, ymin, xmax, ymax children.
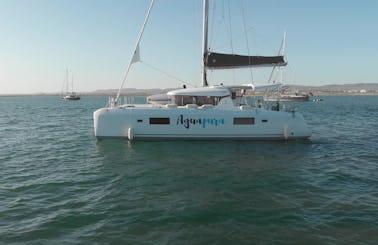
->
<box><xmin>280</xmin><ymin>31</ymin><xmax>286</xmax><ymax>83</ymax></box>
<box><xmin>202</xmin><ymin>0</ymin><xmax>209</xmax><ymax>87</ymax></box>
<box><xmin>71</xmin><ymin>75</ymin><xmax>74</xmax><ymax>93</ymax></box>
<box><xmin>268</xmin><ymin>31</ymin><xmax>287</xmax><ymax>83</ymax></box>
<box><xmin>66</xmin><ymin>68</ymin><xmax>69</xmax><ymax>95</ymax></box>
<box><xmin>280</xmin><ymin>31</ymin><xmax>286</xmax><ymax>56</ymax></box>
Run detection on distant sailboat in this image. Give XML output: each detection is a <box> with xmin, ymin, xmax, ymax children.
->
<box><xmin>61</xmin><ymin>69</ymin><xmax>80</xmax><ymax>100</ymax></box>
<box><xmin>264</xmin><ymin>88</ymin><xmax>312</xmax><ymax>102</ymax></box>
<box><xmin>265</xmin><ymin>93</ymin><xmax>311</xmax><ymax>102</ymax></box>
<box><xmin>262</xmin><ymin>33</ymin><xmax>311</xmax><ymax>102</ymax></box>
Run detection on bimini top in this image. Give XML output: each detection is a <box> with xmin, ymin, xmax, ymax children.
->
<box><xmin>167</xmin><ymin>84</ymin><xmax>254</xmax><ymax>97</ymax></box>
<box><xmin>167</xmin><ymin>86</ymin><xmax>231</xmax><ymax>97</ymax></box>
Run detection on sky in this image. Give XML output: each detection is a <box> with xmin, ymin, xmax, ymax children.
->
<box><xmin>1</xmin><ymin>0</ymin><xmax>377</xmax><ymax>94</ymax></box>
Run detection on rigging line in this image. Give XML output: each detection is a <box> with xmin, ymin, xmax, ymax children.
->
<box><xmin>241</xmin><ymin>0</ymin><xmax>254</xmax><ymax>84</ymax></box>
<box><xmin>209</xmin><ymin>1</ymin><xmax>217</xmax><ymax>50</ymax></box>
<box><xmin>115</xmin><ymin>0</ymin><xmax>155</xmax><ymax>104</ymax></box>
<box><xmin>227</xmin><ymin>0</ymin><xmax>234</xmax><ymax>54</ymax></box>
<box><xmin>140</xmin><ymin>61</ymin><xmax>197</xmax><ymax>88</ymax></box>
<box><xmin>226</xmin><ymin>0</ymin><xmax>236</xmax><ymax>84</ymax></box>
<box><xmin>217</xmin><ymin>1</ymin><xmax>229</xmax><ymax>51</ymax></box>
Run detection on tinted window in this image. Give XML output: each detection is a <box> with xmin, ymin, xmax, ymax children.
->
<box><xmin>149</xmin><ymin>118</ymin><xmax>170</xmax><ymax>124</ymax></box>
<box><xmin>233</xmin><ymin>117</ymin><xmax>255</xmax><ymax>125</ymax></box>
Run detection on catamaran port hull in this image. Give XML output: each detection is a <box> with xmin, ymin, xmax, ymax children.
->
<box><xmin>93</xmin><ymin>105</ymin><xmax>311</xmax><ymax>140</ymax></box>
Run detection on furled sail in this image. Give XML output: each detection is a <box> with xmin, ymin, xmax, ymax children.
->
<box><xmin>205</xmin><ymin>52</ymin><xmax>287</xmax><ymax>69</ymax></box>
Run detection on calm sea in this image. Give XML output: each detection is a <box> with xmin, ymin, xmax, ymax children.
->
<box><xmin>1</xmin><ymin>95</ymin><xmax>377</xmax><ymax>244</ymax></box>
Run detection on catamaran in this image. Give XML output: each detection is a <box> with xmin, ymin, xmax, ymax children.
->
<box><xmin>93</xmin><ymin>0</ymin><xmax>311</xmax><ymax>140</ymax></box>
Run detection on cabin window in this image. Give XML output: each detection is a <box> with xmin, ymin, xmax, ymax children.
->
<box><xmin>173</xmin><ymin>95</ymin><xmax>220</xmax><ymax>106</ymax></box>
<box><xmin>137</xmin><ymin>119</ymin><xmax>143</xmax><ymax>123</ymax></box>
<box><xmin>195</xmin><ymin>96</ymin><xmax>216</xmax><ymax>106</ymax></box>
<box><xmin>149</xmin><ymin>118</ymin><xmax>170</xmax><ymax>125</ymax></box>
<box><xmin>233</xmin><ymin>117</ymin><xmax>255</xmax><ymax>125</ymax></box>
<box><xmin>173</xmin><ymin>96</ymin><xmax>194</xmax><ymax>106</ymax></box>
<box><xmin>262</xmin><ymin>119</ymin><xmax>268</xmax><ymax>123</ymax></box>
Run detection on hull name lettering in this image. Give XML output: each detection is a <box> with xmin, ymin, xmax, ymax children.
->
<box><xmin>176</xmin><ymin>114</ymin><xmax>225</xmax><ymax>129</ymax></box>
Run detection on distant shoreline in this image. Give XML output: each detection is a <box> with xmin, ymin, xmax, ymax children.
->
<box><xmin>2</xmin><ymin>83</ymin><xmax>378</xmax><ymax>97</ymax></box>
<box><xmin>1</xmin><ymin>92</ymin><xmax>378</xmax><ymax>97</ymax></box>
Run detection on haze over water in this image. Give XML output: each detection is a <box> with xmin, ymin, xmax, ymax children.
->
<box><xmin>1</xmin><ymin>95</ymin><xmax>377</xmax><ymax>244</ymax></box>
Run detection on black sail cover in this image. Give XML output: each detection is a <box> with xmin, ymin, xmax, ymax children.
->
<box><xmin>205</xmin><ymin>52</ymin><xmax>287</xmax><ymax>69</ymax></box>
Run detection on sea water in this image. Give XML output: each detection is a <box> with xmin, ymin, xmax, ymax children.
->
<box><xmin>0</xmin><ymin>95</ymin><xmax>377</xmax><ymax>244</ymax></box>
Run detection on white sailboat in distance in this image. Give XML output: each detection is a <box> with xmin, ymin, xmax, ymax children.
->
<box><xmin>61</xmin><ymin>69</ymin><xmax>80</xmax><ymax>101</ymax></box>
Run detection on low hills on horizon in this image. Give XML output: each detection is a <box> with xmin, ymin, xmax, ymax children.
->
<box><xmin>89</xmin><ymin>82</ymin><xmax>378</xmax><ymax>96</ymax></box>
<box><xmin>2</xmin><ymin>83</ymin><xmax>378</xmax><ymax>96</ymax></box>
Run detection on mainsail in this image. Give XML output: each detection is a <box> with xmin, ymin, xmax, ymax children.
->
<box><xmin>201</xmin><ymin>0</ymin><xmax>287</xmax><ymax>86</ymax></box>
<box><xmin>204</xmin><ymin>52</ymin><xmax>287</xmax><ymax>69</ymax></box>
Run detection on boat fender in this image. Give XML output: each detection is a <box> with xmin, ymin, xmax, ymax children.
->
<box><xmin>128</xmin><ymin>128</ymin><xmax>134</xmax><ymax>141</ymax></box>
<box><xmin>283</xmin><ymin>124</ymin><xmax>289</xmax><ymax>140</ymax></box>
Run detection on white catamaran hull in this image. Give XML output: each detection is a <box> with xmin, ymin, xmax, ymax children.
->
<box><xmin>94</xmin><ymin>105</ymin><xmax>310</xmax><ymax>140</ymax></box>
